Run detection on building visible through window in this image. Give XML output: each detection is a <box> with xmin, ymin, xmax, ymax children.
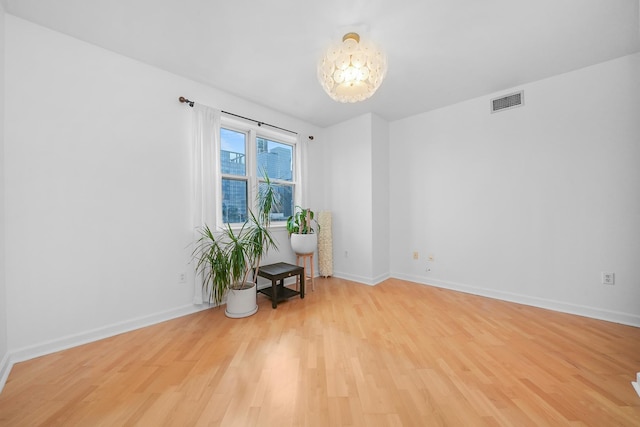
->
<box><xmin>220</xmin><ymin>126</ymin><xmax>295</xmax><ymax>224</ymax></box>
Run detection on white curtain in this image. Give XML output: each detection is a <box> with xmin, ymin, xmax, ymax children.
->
<box><xmin>295</xmin><ymin>134</ymin><xmax>307</xmax><ymax>207</ymax></box>
<box><xmin>191</xmin><ymin>104</ymin><xmax>221</xmax><ymax>304</ymax></box>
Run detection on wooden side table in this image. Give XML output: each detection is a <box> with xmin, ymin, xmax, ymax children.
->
<box><xmin>256</xmin><ymin>262</ymin><xmax>305</xmax><ymax>309</ymax></box>
<box><xmin>296</xmin><ymin>253</ymin><xmax>314</xmax><ymax>291</ymax></box>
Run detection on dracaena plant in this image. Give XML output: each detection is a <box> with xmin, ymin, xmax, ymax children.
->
<box><xmin>194</xmin><ymin>171</ymin><xmax>279</xmax><ymax>305</ymax></box>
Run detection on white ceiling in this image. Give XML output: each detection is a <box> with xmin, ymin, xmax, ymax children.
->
<box><xmin>4</xmin><ymin>0</ymin><xmax>640</xmax><ymax>127</ymax></box>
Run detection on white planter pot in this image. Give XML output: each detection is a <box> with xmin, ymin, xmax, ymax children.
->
<box><xmin>290</xmin><ymin>233</ymin><xmax>317</xmax><ymax>255</ymax></box>
<box><xmin>225</xmin><ymin>282</ymin><xmax>258</xmax><ymax>318</ymax></box>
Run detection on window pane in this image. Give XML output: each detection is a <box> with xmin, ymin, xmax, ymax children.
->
<box><xmin>221</xmin><ymin>128</ymin><xmax>246</xmax><ymax>176</ymax></box>
<box><xmin>256</xmin><ymin>138</ymin><xmax>293</xmax><ymax>181</ymax></box>
<box><xmin>222</xmin><ymin>178</ymin><xmax>247</xmax><ymax>223</ymax></box>
<box><xmin>259</xmin><ymin>183</ymin><xmax>293</xmax><ymax>222</ymax></box>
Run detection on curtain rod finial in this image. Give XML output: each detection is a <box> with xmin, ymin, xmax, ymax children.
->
<box><xmin>179</xmin><ymin>96</ymin><xmax>194</xmax><ymax>107</ymax></box>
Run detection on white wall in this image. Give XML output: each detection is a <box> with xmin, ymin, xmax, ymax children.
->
<box><xmin>0</xmin><ymin>2</ymin><xmax>10</xmax><ymax>387</ymax></box>
<box><xmin>323</xmin><ymin>115</ymin><xmax>373</xmax><ymax>282</ymax></box>
<box><xmin>371</xmin><ymin>114</ymin><xmax>390</xmax><ymax>282</ymax></box>
<box><xmin>323</xmin><ymin>113</ymin><xmax>392</xmax><ymax>284</ymax></box>
<box><xmin>390</xmin><ymin>53</ymin><xmax>640</xmax><ymax>325</ymax></box>
<box><xmin>4</xmin><ymin>15</ymin><xmax>319</xmax><ymax>359</ymax></box>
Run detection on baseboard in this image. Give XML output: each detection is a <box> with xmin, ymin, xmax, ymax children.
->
<box><xmin>332</xmin><ymin>271</ymin><xmax>390</xmax><ymax>286</ymax></box>
<box><xmin>392</xmin><ymin>273</ymin><xmax>640</xmax><ymax>328</ymax></box>
<box><xmin>371</xmin><ymin>272</ymin><xmax>391</xmax><ymax>285</ymax></box>
<box><xmin>0</xmin><ymin>351</ymin><xmax>12</xmax><ymax>395</ymax></box>
<box><xmin>333</xmin><ymin>271</ymin><xmax>376</xmax><ymax>286</ymax></box>
<box><xmin>0</xmin><ymin>303</ymin><xmax>212</xmax><ymax>394</ymax></box>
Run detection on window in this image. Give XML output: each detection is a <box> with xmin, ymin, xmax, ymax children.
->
<box><xmin>257</xmin><ymin>137</ymin><xmax>294</xmax><ymax>222</ymax></box>
<box><xmin>219</xmin><ymin>122</ymin><xmax>296</xmax><ymax>225</ymax></box>
<box><xmin>220</xmin><ymin>128</ymin><xmax>248</xmax><ymax>224</ymax></box>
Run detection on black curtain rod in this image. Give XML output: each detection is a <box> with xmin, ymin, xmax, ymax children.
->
<box><xmin>179</xmin><ymin>96</ymin><xmax>301</xmax><ymax>136</ymax></box>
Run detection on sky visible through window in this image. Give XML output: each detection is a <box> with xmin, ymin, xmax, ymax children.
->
<box><xmin>221</xmin><ymin>128</ymin><xmax>244</xmax><ymax>153</ymax></box>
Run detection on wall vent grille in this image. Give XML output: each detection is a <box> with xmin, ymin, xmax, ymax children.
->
<box><xmin>491</xmin><ymin>91</ymin><xmax>524</xmax><ymax>113</ymax></box>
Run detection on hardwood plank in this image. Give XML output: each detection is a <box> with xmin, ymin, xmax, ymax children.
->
<box><xmin>0</xmin><ymin>277</ymin><xmax>639</xmax><ymax>426</ymax></box>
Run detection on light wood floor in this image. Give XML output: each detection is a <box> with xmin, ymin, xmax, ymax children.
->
<box><xmin>1</xmin><ymin>277</ymin><xmax>639</xmax><ymax>426</ymax></box>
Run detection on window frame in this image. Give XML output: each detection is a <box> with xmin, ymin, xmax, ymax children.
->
<box><xmin>220</xmin><ymin>126</ymin><xmax>249</xmax><ymax>225</ymax></box>
<box><xmin>218</xmin><ymin>117</ymin><xmax>297</xmax><ymax>229</ymax></box>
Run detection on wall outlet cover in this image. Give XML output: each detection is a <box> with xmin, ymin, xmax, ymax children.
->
<box><xmin>602</xmin><ymin>272</ymin><xmax>615</xmax><ymax>285</ymax></box>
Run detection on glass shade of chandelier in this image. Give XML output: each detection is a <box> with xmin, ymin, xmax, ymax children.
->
<box><xmin>318</xmin><ymin>32</ymin><xmax>387</xmax><ymax>103</ymax></box>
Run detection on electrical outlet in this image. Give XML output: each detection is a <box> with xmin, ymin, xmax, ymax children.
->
<box><xmin>179</xmin><ymin>272</ymin><xmax>186</xmax><ymax>284</ymax></box>
<box><xmin>413</xmin><ymin>251</ymin><xmax>419</xmax><ymax>260</ymax></box>
<box><xmin>602</xmin><ymin>272</ymin><xmax>615</xmax><ymax>285</ymax></box>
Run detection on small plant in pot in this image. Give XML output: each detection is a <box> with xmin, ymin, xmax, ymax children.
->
<box><xmin>193</xmin><ymin>172</ymin><xmax>279</xmax><ymax>318</ymax></box>
<box><xmin>286</xmin><ymin>206</ymin><xmax>320</xmax><ymax>255</ymax></box>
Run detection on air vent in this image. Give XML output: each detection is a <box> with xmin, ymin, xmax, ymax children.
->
<box><xmin>491</xmin><ymin>91</ymin><xmax>524</xmax><ymax>113</ymax></box>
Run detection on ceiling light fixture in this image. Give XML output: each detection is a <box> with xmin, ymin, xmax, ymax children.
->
<box><xmin>317</xmin><ymin>32</ymin><xmax>387</xmax><ymax>103</ymax></box>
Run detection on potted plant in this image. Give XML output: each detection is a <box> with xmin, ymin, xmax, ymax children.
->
<box><xmin>194</xmin><ymin>172</ymin><xmax>279</xmax><ymax>318</ymax></box>
<box><xmin>286</xmin><ymin>206</ymin><xmax>320</xmax><ymax>255</ymax></box>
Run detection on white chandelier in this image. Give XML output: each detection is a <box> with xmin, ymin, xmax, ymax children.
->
<box><xmin>317</xmin><ymin>32</ymin><xmax>387</xmax><ymax>103</ymax></box>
